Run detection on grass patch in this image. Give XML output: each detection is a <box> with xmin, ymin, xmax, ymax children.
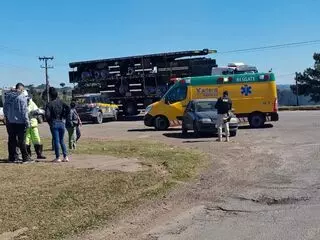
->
<box><xmin>0</xmin><ymin>138</ymin><xmax>208</xmax><ymax>240</ymax></box>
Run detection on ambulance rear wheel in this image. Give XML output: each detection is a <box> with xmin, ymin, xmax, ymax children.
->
<box><xmin>154</xmin><ymin>116</ymin><xmax>169</xmax><ymax>131</ymax></box>
<box><xmin>249</xmin><ymin>113</ymin><xmax>265</xmax><ymax>128</ymax></box>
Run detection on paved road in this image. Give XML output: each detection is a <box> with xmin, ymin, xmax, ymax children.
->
<box><xmin>1</xmin><ymin>111</ymin><xmax>320</xmax><ymax>240</ymax></box>
<box><xmin>142</xmin><ymin>111</ymin><xmax>320</xmax><ymax>240</ymax></box>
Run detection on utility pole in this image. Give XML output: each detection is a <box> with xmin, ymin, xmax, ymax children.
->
<box><xmin>39</xmin><ymin>56</ymin><xmax>54</xmax><ymax>103</ymax></box>
<box><xmin>295</xmin><ymin>77</ymin><xmax>299</xmax><ymax>106</ymax></box>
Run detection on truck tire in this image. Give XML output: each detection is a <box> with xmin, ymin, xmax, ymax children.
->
<box><xmin>154</xmin><ymin>116</ymin><xmax>169</xmax><ymax>131</ymax></box>
<box><xmin>249</xmin><ymin>113</ymin><xmax>265</xmax><ymax>128</ymax></box>
<box><xmin>124</xmin><ymin>102</ymin><xmax>138</xmax><ymax>116</ymax></box>
<box><xmin>95</xmin><ymin>112</ymin><xmax>103</xmax><ymax>124</ymax></box>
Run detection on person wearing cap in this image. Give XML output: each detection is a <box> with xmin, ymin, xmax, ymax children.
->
<box><xmin>215</xmin><ymin>90</ymin><xmax>233</xmax><ymax>142</ymax></box>
<box><xmin>3</xmin><ymin>83</ymin><xmax>33</xmax><ymax>163</ymax></box>
<box><xmin>25</xmin><ymin>93</ymin><xmax>46</xmax><ymax>160</ymax></box>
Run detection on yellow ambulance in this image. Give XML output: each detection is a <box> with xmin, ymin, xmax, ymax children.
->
<box><xmin>144</xmin><ymin>72</ymin><xmax>279</xmax><ymax>130</ymax></box>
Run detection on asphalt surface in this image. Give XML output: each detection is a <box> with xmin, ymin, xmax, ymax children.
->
<box><xmin>1</xmin><ymin>111</ymin><xmax>320</xmax><ymax>240</ymax></box>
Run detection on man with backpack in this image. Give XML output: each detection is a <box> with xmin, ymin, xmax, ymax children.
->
<box><xmin>215</xmin><ymin>90</ymin><xmax>233</xmax><ymax>142</ymax></box>
<box><xmin>66</xmin><ymin>101</ymin><xmax>81</xmax><ymax>150</ymax></box>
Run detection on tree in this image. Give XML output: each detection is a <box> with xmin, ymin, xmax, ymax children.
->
<box><xmin>60</xmin><ymin>83</ymin><xmax>66</xmax><ymax>88</ymax></box>
<box><xmin>290</xmin><ymin>53</ymin><xmax>320</xmax><ymax>103</ymax></box>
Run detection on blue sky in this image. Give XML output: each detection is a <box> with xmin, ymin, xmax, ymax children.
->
<box><xmin>0</xmin><ymin>0</ymin><xmax>319</xmax><ymax>87</ymax></box>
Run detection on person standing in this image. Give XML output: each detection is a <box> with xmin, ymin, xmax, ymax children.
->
<box><xmin>25</xmin><ymin>94</ymin><xmax>46</xmax><ymax>160</ymax></box>
<box><xmin>66</xmin><ymin>101</ymin><xmax>80</xmax><ymax>150</ymax></box>
<box><xmin>215</xmin><ymin>90</ymin><xmax>232</xmax><ymax>142</ymax></box>
<box><xmin>45</xmin><ymin>87</ymin><xmax>70</xmax><ymax>162</ymax></box>
<box><xmin>3</xmin><ymin>83</ymin><xmax>33</xmax><ymax>163</ymax></box>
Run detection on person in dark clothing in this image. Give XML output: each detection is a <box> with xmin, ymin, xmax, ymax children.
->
<box><xmin>3</xmin><ymin>83</ymin><xmax>33</xmax><ymax>163</ymax></box>
<box><xmin>215</xmin><ymin>90</ymin><xmax>233</xmax><ymax>142</ymax></box>
<box><xmin>45</xmin><ymin>87</ymin><xmax>70</xmax><ymax>162</ymax></box>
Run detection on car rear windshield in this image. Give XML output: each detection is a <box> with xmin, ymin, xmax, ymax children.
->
<box><xmin>74</xmin><ymin>97</ymin><xmax>92</xmax><ymax>104</ymax></box>
<box><xmin>195</xmin><ymin>101</ymin><xmax>216</xmax><ymax>112</ymax></box>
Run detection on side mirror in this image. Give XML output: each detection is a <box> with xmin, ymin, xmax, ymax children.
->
<box><xmin>164</xmin><ymin>98</ymin><xmax>169</xmax><ymax>104</ymax></box>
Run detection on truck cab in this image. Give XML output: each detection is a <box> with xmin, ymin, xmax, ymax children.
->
<box><xmin>212</xmin><ymin>62</ymin><xmax>258</xmax><ymax>75</ymax></box>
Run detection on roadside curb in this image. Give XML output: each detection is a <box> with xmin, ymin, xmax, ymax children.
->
<box><xmin>279</xmin><ymin>106</ymin><xmax>320</xmax><ymax>111</ymax></box>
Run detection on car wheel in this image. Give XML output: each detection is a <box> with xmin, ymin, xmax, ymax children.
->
<box><xmin>230</xmin><ymin>131</ymin><xmax>237</xmax><ymax>137</ymax></box>
<box><xmin>95</xmin><ymin>112</ymin><xmax>103</xmax><ymax>124</ymax></box>
<box><xmin>249</xmin><ymin>113</ymin><xmax>265</xmax><ymax>128</ymax></box>
<box><xmin>112</xmin><ymin>110</ymin><xmax>118</xmax><ymax>121</ymax></box>
<box><xmin>193</xmin><ymin>121</ymin><xmax>200</xmax><ymax>137</ymax></box>
<box><xmin>37</xmin><ymin>115</ymin><xmax>43</xmax><ymax>124</ymax></box>
<box><xmin>154</xmin><ymin>116</ymin><xmax>169</xmax><ymax>131</ymax></box>
<box><xmin>182</xmin><ymin>123</ymin><xmax>188</xmax><ymax>135</ymax></box>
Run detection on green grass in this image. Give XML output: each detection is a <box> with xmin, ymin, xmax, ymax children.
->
<box><xmin>0</xmin><ymin>138</ymin><xmax>208</xmax><ymax>240</ymax></box>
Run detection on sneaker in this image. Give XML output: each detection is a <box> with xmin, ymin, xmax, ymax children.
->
<box><xmin>62</xmin><ymin>157</ymin><xmax>69</xmax><ymax>162</ymax></box>
<box><xmin>22</xmin><ymin>159</ymin><xmax>35</xmax><ymax>164</ymax></box>
<box><xmin>51</xmin><ymin>158</ymin><xmax>61</xmax><ymax>163</ymax></box>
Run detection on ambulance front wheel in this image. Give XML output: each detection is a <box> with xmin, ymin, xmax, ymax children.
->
<box><xmin>154</xmin><ymin>116</ymin><xmax>169</xmax><ymax>131</ymax></box>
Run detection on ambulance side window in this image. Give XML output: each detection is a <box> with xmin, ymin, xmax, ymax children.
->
<box><xmin>165</xmin><ymin>85</ymin><xmax>187</xmax><ymax>104</ymax></box>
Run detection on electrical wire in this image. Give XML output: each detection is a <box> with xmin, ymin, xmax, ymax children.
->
<box><xmin>217</xmin><ymin>40</ymin><xmax>320</xmax><ymax>54</ymax></box>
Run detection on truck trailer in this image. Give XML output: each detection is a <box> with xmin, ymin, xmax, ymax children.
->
<box><xmin>68</xmin><ymin>49</ymin><xmax>217</xmax><ymax>116</ymax></box>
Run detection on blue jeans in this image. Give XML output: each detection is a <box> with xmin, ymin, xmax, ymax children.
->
<box><xmin>51</xmin><ymin>121</ymin><xmax>67</xmax><ymax>159</ymax></box>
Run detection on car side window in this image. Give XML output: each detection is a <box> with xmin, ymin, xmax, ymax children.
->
<box><xmin>165</xmin><ymin>85</ymin><xmax>187</xmax><ymax>104</ymax></box>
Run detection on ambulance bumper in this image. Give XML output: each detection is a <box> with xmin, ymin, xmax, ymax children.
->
<box><xmin>144</xmin><ymin>114</ymin><xmax>154</xmax><ymax>127</ymax></box>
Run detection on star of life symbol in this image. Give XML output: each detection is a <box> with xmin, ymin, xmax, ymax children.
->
<box><xmin>241</xmin><ymin>84</ymin><xmax>252</xmax><ymax>96</ymax></box>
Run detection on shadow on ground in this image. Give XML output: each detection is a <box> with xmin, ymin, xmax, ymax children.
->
<box><xmin>117</xmin><ymin>116</ymin><xmax>144</xmax><ymax>122</ymax></box>
<box><xmin>128</xmin><ymin>128</ymin><xmax>181</xmax><ymax>132</ymax></box>
<box><xmin>238</xmin><ymin>123</ymin><xmax>273</xmax><ymax>129</ymax></box>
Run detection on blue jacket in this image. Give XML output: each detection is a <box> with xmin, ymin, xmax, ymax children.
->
<box><xmin>3</xmin><ymin>90</ymin><xmax>29</xmax><ymax>126</ymax></box>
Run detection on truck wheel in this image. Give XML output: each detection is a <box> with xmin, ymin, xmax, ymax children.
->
<box><xmin>95</xmin><ymin>112</ymin><xmax>103</xmax><ymax>124</ymax></box>
<box><xmin>154</xmin><ymin>116</ymin><xmax>169</xmax><ymax>131</ymax></box>
<box><xmin>124</xmin><ymin>102</ymin><xmax>138</xmax><ymax>116</ymax></box>
<box><xmin>249</xmin><ymin>113</ymin><xmax>265</xmax><ymax>128</ymax></box>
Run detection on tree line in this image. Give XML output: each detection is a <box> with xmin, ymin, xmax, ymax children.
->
<box><xmin>290</xmin><ymin>52</ymin><xmax>320</xmax><ymax>104</ymax></box>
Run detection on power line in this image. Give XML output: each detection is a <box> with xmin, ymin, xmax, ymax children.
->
<box><xmin>39</xmin><ymin>56</ymin><xmax>54</xmax><ymax>103</ymax></box>
<box><xmin>217</xmin><ymin>40</ymin><xmax>320</xmax><ymax>54</ymax></box>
